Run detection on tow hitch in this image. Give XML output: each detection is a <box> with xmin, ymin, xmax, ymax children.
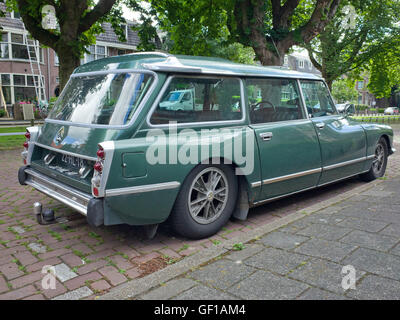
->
<box><xmin>33</xmin><ymin>202</ymin><xmax>58</xmax><ymax>225</ymax></box>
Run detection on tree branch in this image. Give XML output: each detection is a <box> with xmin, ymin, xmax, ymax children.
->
<box><xmin>78</xmin><ymin>0</ymin><xmax>117</xmax><ymax>34</ymax></box>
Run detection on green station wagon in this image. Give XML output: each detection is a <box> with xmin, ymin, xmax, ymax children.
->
<box><xmin>18</xmin><ymin>52</ymin><xmax>395</xmax><ymax>239</ymax></box>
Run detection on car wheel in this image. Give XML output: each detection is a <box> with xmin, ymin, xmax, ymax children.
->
<box><xmin>169</xmin><ymin>164</ymin><xmax>238</xmax><ymax>239</ymax></box>
<box><xmin>359</xmin><ymin>137</ymin><xmax>388</xmax><ymax>182</ymax></box>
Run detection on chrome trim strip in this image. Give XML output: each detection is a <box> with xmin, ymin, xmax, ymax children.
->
<box><xmin>34</xmin><ymin>142</ymin><xmax>97</xmax><ymax>162</ymax></box>
<box><xmin>251</xmin><ymin>181</ymin><xmax>262</xmax><ymax>188</ymax></box>
<box><xmin>317</xmin><ymin>170</ymin><xmax>369</xmax><ymax>187</ymax></box>
<box><xmin>252</xmin><ymin>169</ymin><xmax>370</xmax><ymax>206</ymax></box>
<box><xmin>262</xmin><ymin>168</ymin><xmax>322</xmax><ymax>186</ymax></box>
<box><xmin>322</xmin><ymin>157</ymin><xmax>366</xmax><ymax>171</ymax></box>
<box><xmin>146</xmin><ymin>75</ymin><xmax>247</xmax><ymax>129</ymax></box>
<box><xmin>105</xmin><ymin>181</ymin><xmax>181</xmax><ymax>197</ymax></box>
<box><xmin>45</xmin><ymin>69</ymin><xmax>158</xmax><ymax>129</ymax></box>
<box><xmin>366</xmin><ymin>154</ymin><xmax>375</xmax><ymax>160</ymax></box>
<box><xmin>24</xmin><ymin>168</ymin><xmax>91</xmax><ymax>215</ymax></box>
<box><xmin>253</xmin><ymin>186</ymin><xmax>317</xmax><ymax>206</ymax></box>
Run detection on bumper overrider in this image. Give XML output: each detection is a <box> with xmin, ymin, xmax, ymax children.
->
<box><xmin>18</xmin><ymin>166</ymin><xmax>104</xmax><ymax>227</ymax></box>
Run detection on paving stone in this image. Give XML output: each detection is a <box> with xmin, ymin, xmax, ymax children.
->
<box><xmin>98</xmin><ymin>266</ymin><xmax>127</xmax><ymax>286</ymax></box>
<box><xmin>141</xmin><ymin>278</ymin><xmax>197</xmax><ymax>300</ymax></box>
<box><xmin>346</xmin><ymin>275</ymin><xmax>400</xmax><ymax>300</ymax></box>
<box><xmin>0</xmin><ymin>276</ymin><xmax>8</xmax><ymax>294</ymax></box>
<box><xmin>340</xmin><ymin>230</ymin><xmax>399</xmax><ymax>252</ymax></box>
<box><xmin>380</xmin><ymin>223</ymin><xmax>400</xmax><ymax>237</ymax></box>
<box><xmin>337</xmin><ymin>217</ymin><xmax>389</xmax><ymax>233</ymax></box>
<box><xmin>227</xmin><ymin>270</ymin><xmax>309</xmax><ymax>300</ymax></box>
<box><xmin>225</xmin><ymin>243</ymin><xmax>264</xmax><ymax>262</ymax></box>
<box><xmin>294</xmin><ymin>238</ymin><xmax>357</xmax><ymax>263</ymax></box>
<box><xmin>54</xmin><ymin>263</ymin><xmax>78</xmax><ymax>282</ymax></box>
<box><xmin>299</xmin><ymin>213</ymin><xmax>348</xmax><ymax>226</ymax></box>
<box><xmin>244</xmin><ymin>247</ymin><xmax>310</xmax><ymax>275</ymax></box>
<box><xmin>9</xmin><ymin>271</ymin><xmax>43</xmax><ymax>289</ymax></box>
<box><xmin>289</xmin><ymin>258</ymin><xmax>365</xmax><ymax>294</ymax></box>
<box><xmin>0</xmin><ymin>262</ymin><xmax>24</xmax><ymax>280</ymax></box>
<box><xmin>258</xmin><ymin>231</ymin><xmax>309</xmax><ymax>250</ymax></box>
<box><xmin>90</xmin><ymin>280</ymin><xmax>111</xmax><ymax>293</ymax></box>
<box><xmin>370</xmin><ymin>212</ymin><xmax>400</xmax><ymax>224</ymax></box>
<box><xmin>296</xmin><ymin>224</ymin><xmax>352</xmax><ymax>241</ymax></box>
<box><xmin>337</xmin><ymin>205</ymin><xmax>378</xmax><ymax>219</ymax></box>
<box><xmin>297</xmin><ymin>288</ymin><xmax>349</xmax><ymax>300</ymax></box>
<box><xmin>189</xmin><ymin>259</ymin><xmax>256</xmax><ymax>290</ymax></box>
<box><xmin>173</xmin><ymin>285</ymin><xmax>237</xmax><ymax>300</ymax></box>
<box><xmin>64</xmin><ymin>271</ymin><xmax>102</xmax><ymax>291</ymax></box>
<box><xmin>390</xmin><ymin>243</ymin><xmax>400</xmax><ymax>256</ymax></box>
<box><xmin>53</xmin><ymin>286</ymin><xmax>93</xmax><ymax>300</ymax></box>
<box><xmin>361</xmin><ymin>190</ymin><xmax>394</xmax><ymax>197</ymax></box>
<box><xmin>11</xmin><ymin>226</ymin><xmax>25</xmax><ymax>234</ymax></box>
<box><xmin>0</xmin><ymin>285</ymin><xmax>37</xmax><ymax>300</ymax></box>
<box><xmin>39</xmin><ymin>279</ymin><xmax>67</xmax><ymax>299</ymax></box>
<box><xmin>343</xmin><ymin>247</ymin><xmax>400</xmax><ymax>280</ymax></box>
<box><xmin>14</xmin><ymin>251</ymin><xmax>38</xmax><ymax>266</ymax></box>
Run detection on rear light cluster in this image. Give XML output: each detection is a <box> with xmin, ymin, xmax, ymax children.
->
<box><xmin>91</xmin><ymin>145</ymin><xmax>105</xmax><ymax>197</ymax></box>
<box><xmin>22</xmin><ymin>130</ymin><xmax>30</xmax><ymax>165</ymax></box>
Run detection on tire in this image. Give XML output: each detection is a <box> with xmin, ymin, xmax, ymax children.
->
<box><xmin>359</xmin><ymin>137</ymin><xmax>388</xmax><ymax>182</ymax></box>
<box><xmin>169</xmin><ymin>164</ymin><xmax>238</xmax><ymax>239</ymax></box>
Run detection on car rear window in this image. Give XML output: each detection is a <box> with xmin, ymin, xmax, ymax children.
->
<box><xmin>48</xmin><ymin>72</ymin><xmax>154</xmax><ymax>126</ymax></box>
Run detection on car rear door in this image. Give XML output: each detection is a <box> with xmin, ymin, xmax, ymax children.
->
<box><xmin>299</xmin><ymin>80</ymin><xmax>367</xmax><ymax>185</ymax></box>
<box><xmin>246</xmin><ymin>78</ymin><xmax>322</xmax><ymax>201</ymax></box>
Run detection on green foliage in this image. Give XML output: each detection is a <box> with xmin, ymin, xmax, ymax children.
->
<box><xmin>306</xmin><ymin>0</ymin><xmax>400</xmax><ymax>86</ymax></box>
<box><xmin>368</xmin><ymin>42</ymin><xmax>400</xmax><ymax>98</ymax></box>
<box><xmin>0</xmin><ymin>109</ymin><xmax>5</xmax><ymax>118</ymax></box>
<box><xmin>332</xmin><ymin>79</ymin><xmax>358</xmax><ymax>103</ymax></box>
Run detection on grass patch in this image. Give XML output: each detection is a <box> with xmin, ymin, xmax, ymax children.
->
<box><xmin>0</xmin><ymin>135</ymin><xmax>25</xmax><ymax>150</ymax></box>
<box><xmin>0</xmin><ymin>126</ymin><xmax>28</xmax><ymax>134</ymax></box>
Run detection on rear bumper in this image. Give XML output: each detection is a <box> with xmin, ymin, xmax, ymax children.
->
<box><xmin>18</xmin><ymin>166</ymin><xmax>104</xmax><ymax>226</ymax></box>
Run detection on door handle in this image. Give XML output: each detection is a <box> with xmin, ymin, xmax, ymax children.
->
<box><xmin>316</xmin><ymin>123</ymin><xmax>325</xmax><ymax>129</ymax></box>
<box><xmin>260</xmin><ymin>132</ymin><xmax>273</xmax><ymax>141</ymax></box>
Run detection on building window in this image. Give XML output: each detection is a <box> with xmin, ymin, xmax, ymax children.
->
<box><xmin>11</xmin><ymin>11</ymin><xmax>21</xmax><ymax>19</ymax></box>
<box><xmin>83</xmin><ymin>45</ymin><xmax>108</xmax><ymax>63</ymax></box>
<box><xmin>283</xmin><ymin>56</ymin><xmax>289</xmax><ymax>66</ymax></box>
<box><xmin>357</xmin><ymin>81</ymin><xmax>364</xmax><ymax>90</ymax></box>
<box><xmin>0</xmin><ymin>31</ymin><xmax>43</xmax><ymax>63</ymax></box>
<box><xmin>298</xmin><ymin>60</ymin><xmax>305</xmax><ymax>69</ymax></box>
<box><xmin>0</xmin><ymin>73</ymin><xmax>45</xmax><ymax>105</ymax></box>
<box><xmin>54</xmin><ymin>52</ymin><xmax>59</xmax><ymax>66</ymax></box>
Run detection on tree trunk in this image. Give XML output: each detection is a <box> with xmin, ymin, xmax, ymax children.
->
<box><xmin>58</xmin><ymin>49</ymin><xmax>81</xmax><ymax>91</ymax></box>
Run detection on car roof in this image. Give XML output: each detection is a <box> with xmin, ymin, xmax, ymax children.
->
<box><xmin>73</xmin><ymin>52</ymin><xmax>322</xmax><ymax>81</ymax></box>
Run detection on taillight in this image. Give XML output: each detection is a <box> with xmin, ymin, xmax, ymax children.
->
<box><xmin>92</xmin><ymin>144</ymin><xmax>105</xmax><ymax>197</ymax></box>
<box><xmin>94</xmin><ymin>162</ymin><xmax>103</xmax><ymax>172</ymax></box>
<box><xmin>97</xmin><ymin>146</ymin><xmax>105</xmax><ymax>159</ymax></box>
<box><xmin>22</xmin><ymin>129</ymin><xmax>30</xmax><ymax>165</ymax></box>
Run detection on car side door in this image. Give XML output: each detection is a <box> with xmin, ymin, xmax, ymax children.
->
<box><xmin>246</xmin><ymin>78</ymin><xmax>322</xmax><ymax>201</ymax></box>
<box><xmin>299</xmin><ymin>80</ymin><xmax>367</xmax><ymax>185</ymax></box>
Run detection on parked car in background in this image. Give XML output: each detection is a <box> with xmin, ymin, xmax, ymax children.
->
<box><xmin>336</xmin><ymin>103</ymin><xmax>356</xmax><ymax>115</ymax></box>
<box><xmin>384</xmin><ymin>107</ymin><xmax>399</xmax><ymax>115</ymax></box>
<box><xmin>18</xmin><ymin>53</ymin><xmax>396</xmax><ymax>239</ymax></box>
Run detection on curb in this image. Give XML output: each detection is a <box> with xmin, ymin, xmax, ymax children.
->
<box><xmin>99</xmin><ymin>178</ymin><xmax>384</xmax><ymax>300</ymax></box>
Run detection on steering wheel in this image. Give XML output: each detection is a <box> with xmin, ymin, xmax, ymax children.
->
<box><xmin>251</xmin><ymin>100</ymin><xmax>276</xmax><ymax>112</ymax></box>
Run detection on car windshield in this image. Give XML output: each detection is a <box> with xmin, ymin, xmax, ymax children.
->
<box><xmin>164</xmin><ymin>92</ymin><xmax>182</xmax><ymax>102</ymax></box>
<box><xmin>48</xmin><ymin>72</ymin><xmax>154</xmax><ymax>125</ymax></box>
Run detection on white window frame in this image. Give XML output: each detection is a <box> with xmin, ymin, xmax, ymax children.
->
<box><xmin>0</xmin><ymin>30</ymin><xmax>44</xmax><ymax>63</ymax></box>
<box><xmin>298</xmin><ymin>59</ymin><xmax>305</xmax><ymax>69</ymax></box>
<box><xmin>0</xmin><ymin>72</ymin><xmax>45</xmax><ymax>105</ymax></box>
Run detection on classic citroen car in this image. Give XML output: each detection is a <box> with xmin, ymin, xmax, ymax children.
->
<box><xmin>18</xmin><ymin>52</ymin><xmax>395</xmax><ymax>239</ymax></box>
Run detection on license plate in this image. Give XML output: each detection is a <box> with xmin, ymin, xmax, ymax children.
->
<box><xmin>61</xmin><ymin>154</ymin><xmax>86</xmax><ymax>169</ymax></box>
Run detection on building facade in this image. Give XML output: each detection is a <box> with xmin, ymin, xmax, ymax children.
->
<box><xmin>0</xmin><ymin>4</ymin><xmax>140</xmax><ymax>117</ymax></box>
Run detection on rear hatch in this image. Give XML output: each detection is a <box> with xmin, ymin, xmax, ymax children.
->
<box><xmin>29</xmin><ymin>69</ymin><xmax>155</xmax><ymax>193</ymax></box>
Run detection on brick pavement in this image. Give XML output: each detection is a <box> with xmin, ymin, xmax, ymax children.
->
<box><xmin>0</xmin><ymin>127</ymin><xmax>399</xmax><ymax>300</ymax></box>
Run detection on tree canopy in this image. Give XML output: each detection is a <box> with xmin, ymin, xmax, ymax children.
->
<box><xmin>305</xmin><ymin>0</ymin><xmax>400</xmax><ymax>89</ymax></box>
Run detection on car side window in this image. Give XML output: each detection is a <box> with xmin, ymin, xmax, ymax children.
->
<box><xmin>246</xmin><ymin>78</ymin><xmax>305</xmax><ymax>124</ymax></box>
<box><xmin>300</xmin><ymin>80</ymin><xmax>337</xmax><ymax>117</ymax></box>
<box><xmin>150</xmin><ymin>77</ymin><xmax>242</xmax><ymax>124</ymax></box>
